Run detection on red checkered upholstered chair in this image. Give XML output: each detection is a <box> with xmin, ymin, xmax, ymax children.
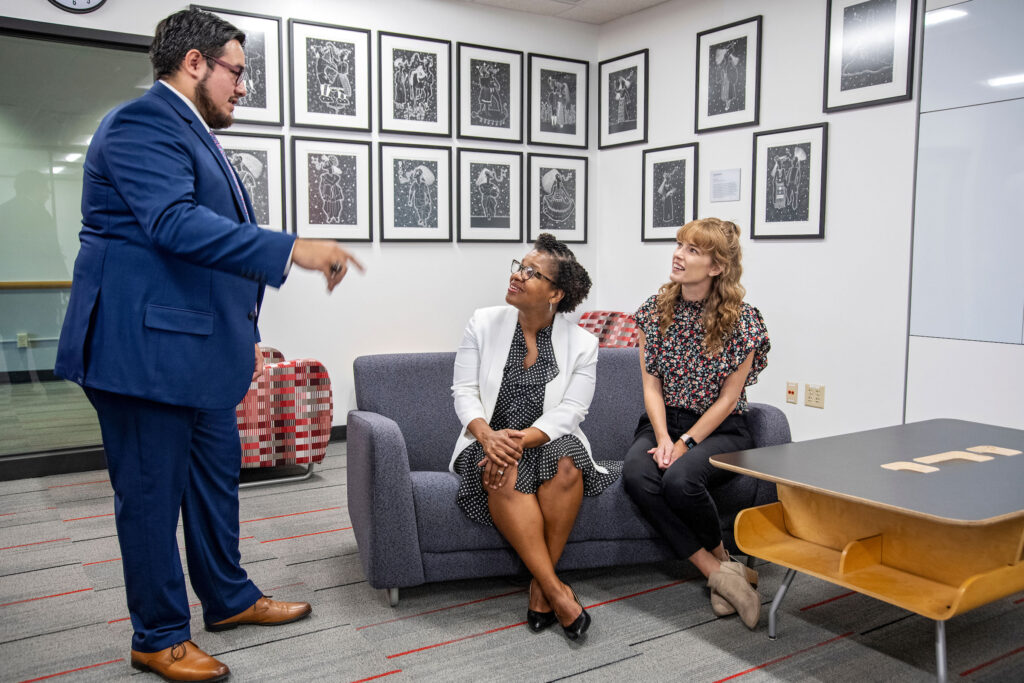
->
<box><xmin>236</xmin><ymin>346</ymin><xmax>333</xmax><ymax>486</ymax></box>
<box><xmin>578</xmin><ymin>311</ymin><xmax>640</xmax><ymax>348</ymax></box>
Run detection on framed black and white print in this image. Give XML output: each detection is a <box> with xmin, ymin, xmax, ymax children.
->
<box><xmin>598</xmin><ymin>49</ymin><xmax>648</xmax><ymax>150</ymax></box>
<box><xmin>378</xmin><ymin>32</ymin><xmax>451</xmax><ymax>137</ymax></box>
<box><xmin>694</xmin><ymin>16</ymin><xmax>762</xmax><ymax>134</ymax></box>
<box><xmin>751</xmin><ymin>123</ymin><xmax>828</xmax><ymax>240</ymax></box>
<box><xmin>292</xmin><ymin>137</ymin><xmax>372</xmax><ymax>242</ymax></box>
<box><xmin>528</xmin><ymin>54</ymin><xmax>588</xmax><ymax>149</ymax></box>
<box><xmin>527</xmin><ymin>153</ymin><xmax>587</xmax><ymax>243</ymax></box>
<box><xmin>641</xmin><ymin>143</ymin><xmax>698</xmax><ymax>242</ymax></box>
<box><xmin>215</xmin><ymin>131</ymin><xmax>285</xmax><ymax>232</ymax></box>
<box><xmin>457</xmin><ymin>43</ymin><xmax>523</xmax><ymax>143</ymax></box>
<box><xmin>379</xmin><ymin>143</ymin><xmax>452</xmax><ymax>242</ymax></box>
<box><xmin>193</xmin><ymin>6</ymin><xmax>283</xmax><ymax>126</ymax></box>
<box><xmin>289</xmin><ymin>20</ymin><xmax>371</xmax><ymax>131</ymax></box>
<box><xmin>824</xmin><ymin>0</ymin><xmax>916</xmax><ymax>112</ymax></box>
<box><xmin>457</xmin><ymin>148</ymin><xmax>522</xmax><ymax>243</ymax></box>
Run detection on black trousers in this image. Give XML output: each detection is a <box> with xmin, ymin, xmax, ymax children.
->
<box><xmin>622</xmin><ymin>407</ymin><xmax>753</xmax><ymax>559</ymax></box>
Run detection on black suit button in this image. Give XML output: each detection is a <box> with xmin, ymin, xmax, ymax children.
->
<box><xmin>247</xmin><ymin>311</ymin><xmax>256</xmax><ymax>320</ymax></box>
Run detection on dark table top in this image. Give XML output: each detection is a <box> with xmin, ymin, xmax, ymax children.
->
<box><xmin>711</xmin><ymin>419</ymin><xmax>1024</xmax><ymax>525</ymax></box>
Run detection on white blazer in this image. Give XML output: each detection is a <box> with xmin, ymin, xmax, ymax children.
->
<box><xmin>449</xmin><ymin>306</ymin><xmax>605</xmax><ymax>474</ymax></box>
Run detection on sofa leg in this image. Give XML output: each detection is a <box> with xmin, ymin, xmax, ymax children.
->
<box><xmin>386</xmin><ymin>588</ymin><xmax>399</xmax><ymax>607</ymax></box>
<box><xmin>239</xmin><ymin>462</ymin><xmax>316</xmax><ymax>489</ymax></box>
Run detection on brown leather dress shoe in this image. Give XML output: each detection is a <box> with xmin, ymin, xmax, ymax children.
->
<box><xmin>130</xmin><ymin>640</ymin><xmax>229</xmax><ymax>682</ymax></box>
<box><xmin>206</xmin><ymin>596</ymin><xmax>312</xmax><ymax>632</ymax></box>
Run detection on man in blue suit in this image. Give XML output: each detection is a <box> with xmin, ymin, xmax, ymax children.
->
<box><xmin>55</xmin><ymin>9</ymin><xmax>362</xmax><ymax>682</ymax></box>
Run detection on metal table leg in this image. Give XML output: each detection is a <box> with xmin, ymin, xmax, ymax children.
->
<box><xmin>768</xmin><ymin>568</ymin><xmax>797</xmax><ymax>640</ymax></box>
<box><xmin>935</xmin><ymin>620</ymin><xmax>947</xmax><ymax>682</ymax></box>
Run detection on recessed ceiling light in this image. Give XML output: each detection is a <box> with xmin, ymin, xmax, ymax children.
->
<box><xmin>64</xmin><ymin>153</ymin><xmax>83</xmax><ymax>162</ymax></box>
<box><xmin>987</xmin><ymin>73</ymin><xmax>1024</xmax><ymax>87</ymax></box>
<box><xmin>925</xmin><ymin>8</ymin><xmax>967</xmax><ymax>26</ymax></box>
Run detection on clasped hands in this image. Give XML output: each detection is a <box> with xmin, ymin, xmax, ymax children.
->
<box><xmin>648</xmin><ymin>437</ymin><xmax>687</xmax><ymax>471</ymax></box>
<box><xmin>477</xmin><ymin>428</ymin><xmax>526</xmax><ymax>490</ymax></box>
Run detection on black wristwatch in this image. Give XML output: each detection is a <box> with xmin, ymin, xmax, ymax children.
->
<box><xmin>681</xmin><ymin>433</ymin><xmax>697</xmax><ymax>450</ymax></box>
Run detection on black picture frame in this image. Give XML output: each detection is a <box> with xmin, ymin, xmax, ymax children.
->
<box><xmin>824</xmin><ymin>0</ymin><xmax>917</xmax><ymax>113</ymax></box>
<box><xmin>213</xmin><ymin>131</ymin><xmax>286</xmax><ymax>233</ymax></box>
<box><xmin>598</xmin><ymin>49</ymin><xmax>648</xmax><ymax>150</ymax></box>
<box><xmin>694</xmin><ymin>15</ymin><xmax>762</xmax><ymax>134</ymax></box>
<box><xmin>378</xmin><ymin>31</ymin><xmax>452</xmax><ymax>138</ymax></box>
<box><xmin>456</xmin><ymin>147</ymin><xmax>523</xmax><ymax>243</ymax></box>
<box><xmin>527</xmin><ymin>53</ymin><xmax>589</xmax><ymax>149</ymax></box>
<box><xmin>527</xmin><ymin>153</ymin><xmax>588</xmax><ymax>243</ymax></box>
<box><xmin>291</xmin><ymin>136</ymin><xmax>373</xmax><ymax>242</ymax></box>
<box><xmin>288</xmin><ymin>19</ymin><xmax>371</xmax><ymax>132</ymax></box>
<box><xmin>192</xmin><ymin>6</ymin><xmax>284</xmax><ymax>126</ymax></box>
<box><xmin>457</xmin><ymin>42</ymin><xmax>523</xmax><ymax>143</ymax></box>
<box><xmin>641</xmin><ymin>142</ymin><xmax>699</xmax><ymax>242</ymax></box>
<box><xmin>378</xmin><ymin>142</ymin><xmax>452</xmax><ymax>242</ymax></box>
<box><xmin>751</xmin><ymin>123</ymin><xmax>829</xmax><ymax>240</ymax></box>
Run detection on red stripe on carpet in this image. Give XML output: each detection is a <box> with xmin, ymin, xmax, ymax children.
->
<box><xmin>357</xmin><ymin>589</ymin><xmax>526</xmax><ymax>630</ymax></box>
<box><xmin>0</xmin><ymin>512</ymin><xmax>15</xmax><ymax>517</ymax></box>
<box><xmin>82</xmin><ymin>557</ymin><xmax>121</xmax><ymax>566</ymax></box>
<box><xmin>239</xmin><ymin>536</ymin><xmax>255</xmax><ymax>540</ymax></box>
<box><xmin>266</xmin><ymin>582</ymin><xmax>306</xmax><ymax>592</ymax></box>
<box><xmin>259</xmin><ymin>527</ymin><xmax>351</xmax><ymax>543</ymax></box>
<box><xmin>62</xmin><ymin>513</ymin><xmax>114</xmax><ymax>522</ymax></box>
<box><xmin>1</xmin><ymin>537</ymin><xmax>70</xmax><ymax>550</ymax></box>
<box><xmin>712</xmin><ymin>632</ymin><xmax>854</xmax><ymax>682</ymax></box>
<box><xmin>107</xmin><ymin>617</ymin><xmax>130</xmax><ymax>624</ymax></box>
<box><xmin>17</xmin><ymin>658</ymin><xmax>124</xmax><ymax>683</ymax></box>
<box><xmin>800</xmin><ymin>591</ymin><xmax>856</xmax><ymax>611</ymax></box>
<box><xmin>959</xmin><ymin>645</ymin><xmax>1024</xmax><ymax>677</ymax></box>
<box><xmin>584</xmin><ymin>579</ymin><xmax>690</xmax><ymax>609</ymax></box>
<box><xmin>47</xmin><ymin>479</ymin><xmax>109</xmax><ymax>488</ymax></box>
<box><xmin>1</xmin><ymin>587</ymin><xmax>93</xmax><ymax>608</ymax></box>
<box><xmin>241</xmin><ymin>506</ymin><xmax>341</xmax><ymax>523</ymax></box>
<box><xmin>382</xmin><ymin>580</ymin><xmax>691</xmax><ymax>658</ymax></box>
<box><xmin>386</xmin><ymin>622</ymin><xmax>523</xmax><ymax>659</ymax></box>
<box><xmin>351</xmin><ymin>670</ymin><xmax>402</xmax><ymax>682</ymax></box>
<box><xmin>1014</xmin><ymin>597</ymin><xmax>1024</xmax><ymax>604</ymax></box>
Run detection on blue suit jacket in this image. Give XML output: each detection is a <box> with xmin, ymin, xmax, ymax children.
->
<box><xmin>55</xmin><ymin>83</ymin><xmax>295</xmax><ymax>409</ymax></box>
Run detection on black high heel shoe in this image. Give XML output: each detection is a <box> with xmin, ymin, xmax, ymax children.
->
<box><xmin>560</xmin><ymin>586</ymin><xmax>591</xmax><ymax>641</ymax></box>
<box><xmin>526</xmin><ymin>582</ymin><xmax>557</xmax><ymax>633</ymax></box>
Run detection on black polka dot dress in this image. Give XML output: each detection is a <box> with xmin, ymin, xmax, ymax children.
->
<box><xmin>454</xmin><ymin>322</ymin><xmax>622</xmax><ymax>526</ymax></box>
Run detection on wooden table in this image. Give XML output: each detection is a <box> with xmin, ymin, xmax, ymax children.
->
<box><xmin>710</xmin><ymin>419</ymin><xmax>1024</xmax><ymax>682</ymax></box>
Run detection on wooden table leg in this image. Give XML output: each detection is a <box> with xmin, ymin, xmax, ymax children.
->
<box><xmin>768</xmin><ymin>568</ymin><xmax>797</xmax><ymax>640</ymax></box>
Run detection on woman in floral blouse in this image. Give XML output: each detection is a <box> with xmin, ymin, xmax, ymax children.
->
<box><xmin>623</xmin><ymin>218</ymin><xmax>770</xmax><ymax>629</ymax></box>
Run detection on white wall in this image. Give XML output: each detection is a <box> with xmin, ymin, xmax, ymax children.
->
<box><xmin>595</xmin><ymin>0</ymin><xmax>919</xmax><ymax>440</ymax></box>
<box><xmin>14</xmin><ymin>0</ymin><xmax>1008</xmax><ymax>441</ymax></box>
<box><xmin>0</xmin><ymin>0</ymin><xmax>601</xmax><ymax>420</ymax></box>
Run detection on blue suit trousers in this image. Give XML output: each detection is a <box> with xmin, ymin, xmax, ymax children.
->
<box><xmin>86</xmin><ymin>387</ymin><xmax>263</xmax><ymax>652</ymax></box>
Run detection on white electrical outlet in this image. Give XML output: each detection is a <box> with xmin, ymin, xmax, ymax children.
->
<box><xmin>805</xmin><ymin>384</ymin><xmax>825</xmax><ymax>409</ymax></box>
<box><xmin>16</xmin><ymin>332</ymin><xmax>30</xmax><ymax>348</ymax></box>
<box><xmin>786</xmin><ymin>382</ymin><xmax>798</xmax><ymax>404</ymax></box>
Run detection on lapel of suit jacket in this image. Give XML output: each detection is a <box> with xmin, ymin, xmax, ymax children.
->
<box><xmin>480</xmin><ymin>307</ymin><xmax>518</xmax><ymax>416</ymax></box>
<box><xmin>148</xmin><ymin>83</ymin><xmax>251</xmax><ymax>223</ymax></box>
<box><xmin>545</xmin><ymin>313</ymin><xmax>570</xmax><ymax>413</ymax></box>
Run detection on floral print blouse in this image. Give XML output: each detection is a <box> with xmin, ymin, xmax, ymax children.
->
<box><xmin>633</xmin><ymin>295</ymin><xmax>770</xmax><ymax>414</ymax></box>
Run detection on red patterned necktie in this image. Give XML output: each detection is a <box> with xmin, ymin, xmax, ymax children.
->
<box><xmin>210</xmin><ymin>132</ymin><xmax>252</xmax><ymax>224</ymax></box>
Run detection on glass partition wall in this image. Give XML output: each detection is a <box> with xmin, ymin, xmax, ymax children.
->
<box><xmin>0</xmin><ymin>20</ymin><xmax>151</xmax><ymax>466</ymax></box>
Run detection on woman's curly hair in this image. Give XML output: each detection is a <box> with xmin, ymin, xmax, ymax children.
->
<box><xmin>534</xmin><ymin>233</ymin><xmax>592</xmax><ymax>313</ymax></box>
<box><xmin>655</xmin><ymin>218</ymin><xmax>745</xmax><ymax>356</ymax></box>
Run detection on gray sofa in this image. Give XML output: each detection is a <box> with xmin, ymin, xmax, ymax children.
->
<box><xmin>347</xmin><ymin>347</ymin><xmax>790</xmax><ymax>606</ymax></box>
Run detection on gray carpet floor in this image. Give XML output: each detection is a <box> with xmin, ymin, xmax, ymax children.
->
<box><xmin>1</xmin><ymin>442</ymin><xmax>1021</xmax><ymax>683</ymax></box>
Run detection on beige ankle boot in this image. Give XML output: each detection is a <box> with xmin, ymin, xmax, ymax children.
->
<box><xmin>708</xmin><ymin>567</ymin><xmax>761</xmax><ymax>628</ymax></box>
<box><xmin>710</xmin><ymin>560</ymin><xmax>758</xmax><ymax>616</ymax></box>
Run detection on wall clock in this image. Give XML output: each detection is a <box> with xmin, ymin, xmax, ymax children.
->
<box><xmin>48</xmin><ymin>0</ymin><xmax>107</xmax><ymax>13</ymax></box>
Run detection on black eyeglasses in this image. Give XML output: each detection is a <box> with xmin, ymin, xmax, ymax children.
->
<box><xmin>202</xmin><ymin>53</ymin><xmax>245</xmax><ymax>86</ymax></box>
<box><xmin>511</xmin><ymin>259</ymin><xmax>558</xmax><ymax>286</ymax></box>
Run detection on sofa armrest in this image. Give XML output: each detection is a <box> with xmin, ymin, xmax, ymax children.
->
<box><xmin>346</xmin><ymin>410</ymin><xmax>425</xmax><ymax>589</ymax></box>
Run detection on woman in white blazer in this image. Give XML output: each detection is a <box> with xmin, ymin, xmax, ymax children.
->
<box><xmin>450</xmin><ymin>234</ymin><xmax>619</xmax><ymax>642</ymax></box>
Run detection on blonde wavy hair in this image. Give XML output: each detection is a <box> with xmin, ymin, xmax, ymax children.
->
<box><xmin>655</xmin><ymin>218</ymin><xmax>745</xmax><ymax>356</ymax></box>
